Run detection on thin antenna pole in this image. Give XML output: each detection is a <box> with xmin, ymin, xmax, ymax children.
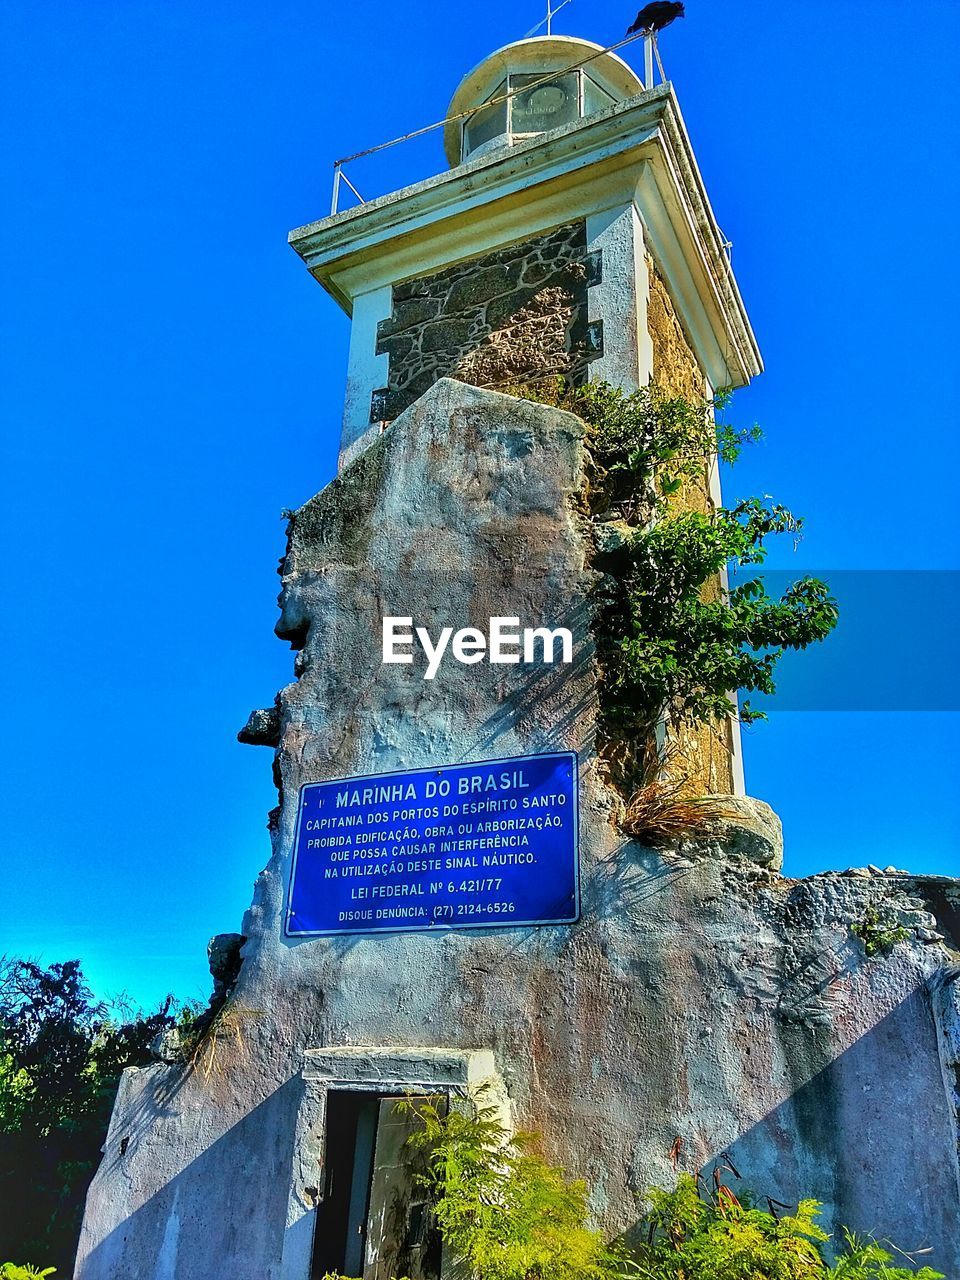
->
<box><xmin>526</xmin><ymin>0</ymin><xmax>572</xmax><ymax>39</ymax></box>
<box><xmin>644</xmin><ymin>34</ymin><xmax>654</xmax><ymax>89</ymax></box>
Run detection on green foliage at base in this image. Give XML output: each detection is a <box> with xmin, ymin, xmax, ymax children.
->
<box><xmin>637</xmin><ymin>1173</ymin><xmax>827</xmax><ymax>1277</ymax></box>
<box><xmin>0</xmin><ymin>1265</ymin><xmax>57</xmax><ymax>1279</ymax></box>
<box><xmin>635</xmin><ymin>1174</ymin><xmax>943</xmax><ymax>1279</ymax></box>
<box><xmin>317</xmin><ymin>1275</ymin><xmax>410</xmax><ymax>1280</ymax></box>
<box><xmin>397</xmin><ymin>1094</ymin><xmax>942</xmax><ymax>1280</ymax></box>
<box><xmin>399</xmin><ymin>1093</ymin><xmax>625</xmax><ymax>1280</ymax></box>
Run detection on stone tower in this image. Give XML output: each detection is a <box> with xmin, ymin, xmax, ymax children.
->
<box><xmin>75</xmin><ymin>34</ymin><xmax>960</xmax><ymax>1280</ymax></box>
<box><xmin>291</xmin><ymin>33</ymin><xmax>760</xmax><ymax>794</ymax></box>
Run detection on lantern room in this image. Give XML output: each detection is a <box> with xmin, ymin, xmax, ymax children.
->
<box><xmin>445</xmin><ymin>36</ymin><xmax>645</xmax><ymax>165</ymax></box>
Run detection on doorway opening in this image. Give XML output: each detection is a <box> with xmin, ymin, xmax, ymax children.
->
<box><xmin>310</xmin><ymin>1090</ymin><xmax>444</xmax><ymax>1280</ymax></box>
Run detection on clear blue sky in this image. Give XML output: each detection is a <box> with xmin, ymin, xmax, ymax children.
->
<box><xmin>1</xmin><ymin>1</ymin><xmax>957</xmax><ymax>1011</ymax></box>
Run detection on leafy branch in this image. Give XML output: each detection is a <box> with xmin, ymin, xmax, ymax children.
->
<box><xmin>634</xmin><ymin>1173</ymin><xmax>943</xmax><ymax>1280</ymax></box>
<box><xmin>524</xmin><ymin>378</ymin><xmax>839</xmax><ymax>787</ymax></box>
<box><xmin>398</xmin><ymin>1091</ymin><xmax>626</xmax><ymax>1280</ymax></box>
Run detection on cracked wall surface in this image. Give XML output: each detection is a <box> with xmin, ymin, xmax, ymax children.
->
<box><xmin>75</xmin><ymin>381</ymin><xmax>960</xmax><ymax>1280</ymax></box>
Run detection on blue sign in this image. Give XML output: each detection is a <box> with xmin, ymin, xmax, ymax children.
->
<box><xmin>286</xmin><ymin>752</ymin><xmax>579</xmax><ymax>936</ymax></box>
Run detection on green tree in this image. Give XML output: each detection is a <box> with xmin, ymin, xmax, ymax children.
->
<box><xmin>0</xmin><ymin>958</ymin><xmax>174</xmax><ymax>1271</ymax></box>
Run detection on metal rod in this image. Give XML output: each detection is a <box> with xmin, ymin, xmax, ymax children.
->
<box><xmin>524</xmin><ymin>0</ymin><xmax>572</xmax><ymax>38</ymax></box>
<box><xmin>652</xmin><ymin>35</ymin><xmax>666</xmax><ymax>85</ymax></box>
<box><xmin>644</xmin><ymin>34</ymin><xmax>654</xmax><ymax>89</ymax></box>
<box><xmin>340</xmin><ymin>171</ymin><xmax>365</xmax><ymax>204</ymax></box>
<box><xmin>332</xmin><ymin>166</ymin><xmax>365</xmax><ymax>213</ymax></box>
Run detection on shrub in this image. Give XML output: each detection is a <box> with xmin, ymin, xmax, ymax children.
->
<box><xmin>851</xmin><ymin>907</ymin><xmax>910</xmax><ymax>957</ymax></box>
<box><xmin>400</xmin><ymin>1093</ymin><xmax>625</xmax><ymax>1280</ymax></box>
<box><xmin>517</xmin><ymin>378</ymin><xmax>838</xmax><ymax>791</ymax></box>
<box><xmin>621</xmin><ymin>776</ymin><xmax>730</xmax><ymax>845</ymax></box>
<box><xmin>635</xmin><ymin>1173</ymin><xmax>943</xmax><ymax>1280</ymax></box>
<box><xmin>400</xmin><ymin>1095</ymin><xmax>943</xmax><ymax>1280</ymax></box>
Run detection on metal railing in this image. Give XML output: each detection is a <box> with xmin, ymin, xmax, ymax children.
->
<box><xmin>328</xmin><ymin>29</ymin><xmax>666</xmax><ymax>216</ymax></box>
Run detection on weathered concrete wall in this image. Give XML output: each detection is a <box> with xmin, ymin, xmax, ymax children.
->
<box><xmin>76</xmin><ymin>380</ymin><xmax>960</xmax><ymax>1279</ymax></box>
<box><xmin>373</xmin><ymin>223</ymin><xmax>601</xmax><ymax>421</ymax></box>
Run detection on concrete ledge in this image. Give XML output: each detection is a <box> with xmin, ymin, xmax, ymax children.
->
<box><xmin>303</xmin><ymin>1045</ymin><xmax>497</xmax><ymax>1091</ymax></box>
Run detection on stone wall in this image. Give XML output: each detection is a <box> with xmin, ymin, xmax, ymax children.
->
<box><xmin>373</xmin><ymin>223</ymin><xmax>602</xmax><ymax>421</ymax></box>
<box><xmin>75</xmin><ymin>382</ymin><xmax>960</xmax><ymax>1280</ymax></box>
<box><xmin>648</xmin><ymin>255</ymin><xmax>707</xmax><ymax>405</ymax></box>
<box><xmin>647</xmin><ymin>255</ymin><xmax>735</xmax><ymax>794</ymax></box>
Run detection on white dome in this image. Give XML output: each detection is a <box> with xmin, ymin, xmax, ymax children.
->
<box><xmin>444</xmin><ymin>36</ymin><xmax>645</xmax><ymax>167</ymax></box>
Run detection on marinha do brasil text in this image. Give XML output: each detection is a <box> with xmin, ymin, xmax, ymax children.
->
<box><xmin>302</xmin><ymin>766</ymin><xmax>568</xmax><ymax>876</ymax></box>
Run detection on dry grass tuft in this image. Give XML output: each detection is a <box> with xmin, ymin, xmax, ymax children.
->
<box><xmin>621</xmin><ymin>778</ymin><xmax>731</xmax><ymax>846</ymax></box>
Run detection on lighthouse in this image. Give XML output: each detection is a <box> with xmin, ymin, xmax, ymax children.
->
<box><xmin>74</xmin><ymin>30</ymin><xmax>960</xmax><ymax>1280</ymax></box>
<box><xmin>286</xmin><ymin>32</ymin><xmax>760</xmax><ymax>797</ymax></box>
<box><xmin>291</xmin><ymin>35</ymin><xmax>760</xmax><ymax>470</ymax></box>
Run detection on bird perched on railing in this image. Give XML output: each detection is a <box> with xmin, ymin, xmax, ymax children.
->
<box><xmin>627</xmin><ymin>1</ymin><xmax>685</xmax><ymax>36</ymax></box>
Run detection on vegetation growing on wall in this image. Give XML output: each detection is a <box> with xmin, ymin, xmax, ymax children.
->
<box><xmin>174</xmin><ymin>998</ymin><xmax>261</xmax><ymax>1079</ymax></box>
<box><xmin>850</xmin><ymin>906</ymin><xmax>911</xmax><ymax>957</ymax></box>
<box><xmin>521</xmin><ymin>379</ymin><xmax>839</xmax><ymax>796</ymax></box>
<box><xmin>635</xmin><ymin>1173</ymin><xmax>942</xmax><ymax>1279</ymax></box>
<box><xmin>618</xmin><ymin>773</ymin><xmax>729</xmax><ymax>845</ymax></box>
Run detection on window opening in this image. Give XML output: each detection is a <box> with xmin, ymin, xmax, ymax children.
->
<box><xmin>463</xmin><ymin>79</ymin><xmax>508</xmax><ymax>155</ymax></box>
<box><xmin>508</xmin><ymin>71</ymin><xmax>581</xmax><ymax>137</ymax></box>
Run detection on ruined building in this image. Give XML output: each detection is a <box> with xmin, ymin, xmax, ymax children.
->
<box><xmin>75</xmin><ymin>34</ymin><xmax>960</xmax><ymax>1280</ymax></box>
